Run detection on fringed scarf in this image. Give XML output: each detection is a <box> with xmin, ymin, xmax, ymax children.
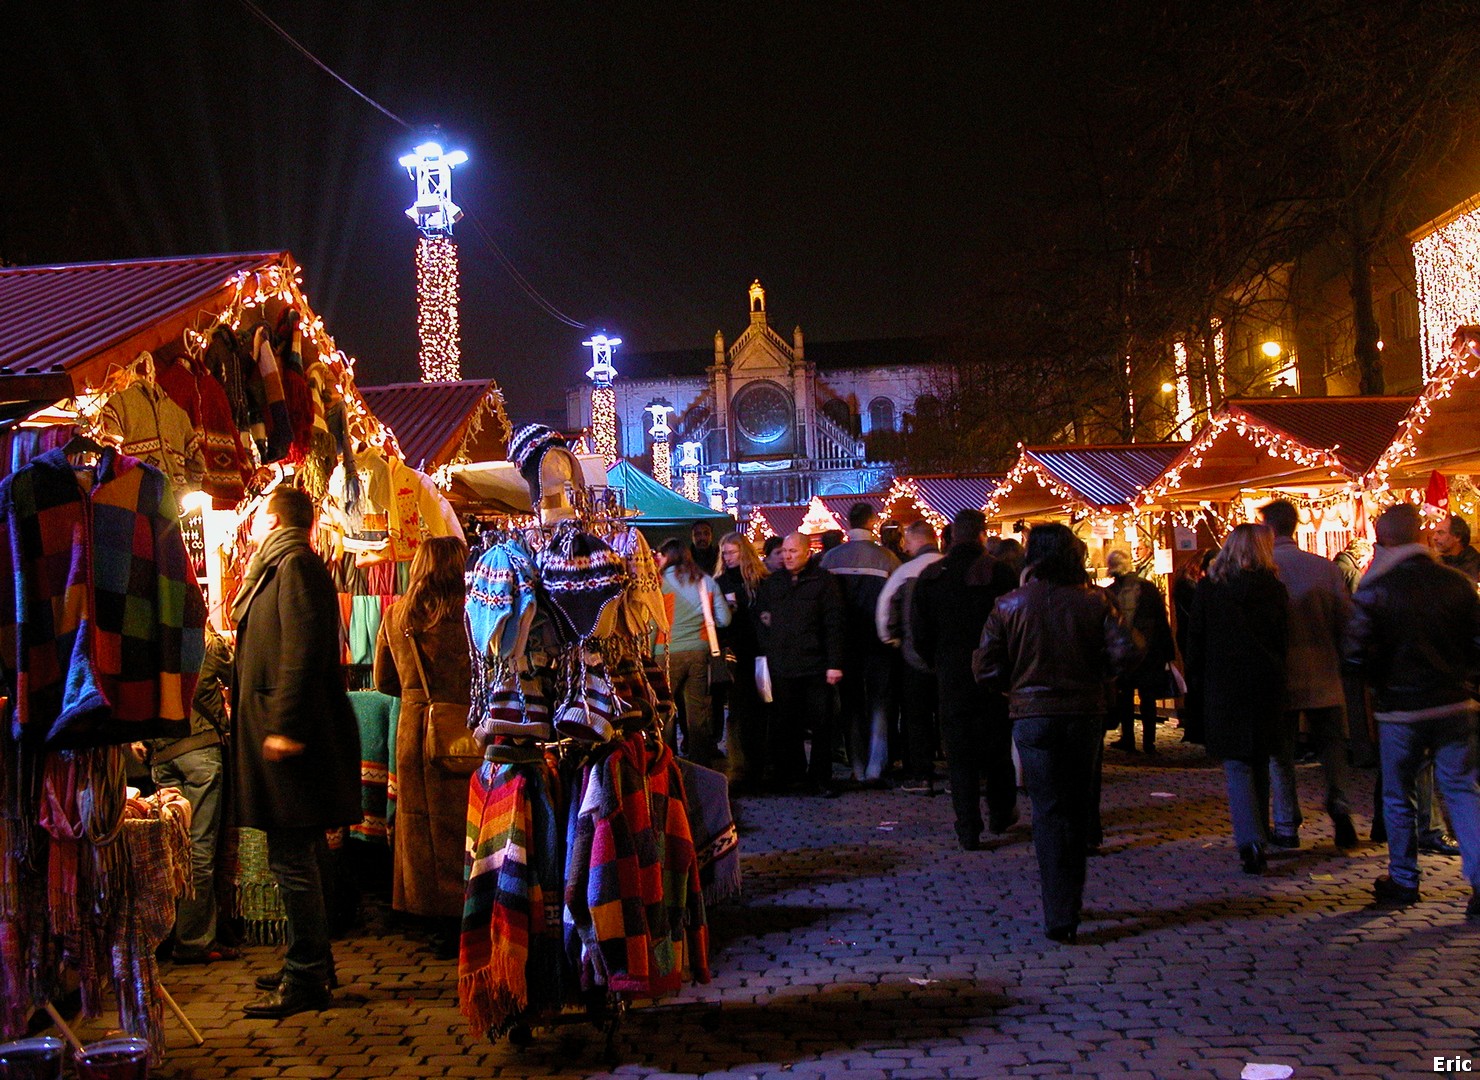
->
<box><xmin>678</xmin><ymin>759</ymin><xmax>741</xmax><ymax>908</ymax></box>
<box><xmin>223</xmin><ymin>826</ymin><xmax>287</xmax><ymax>944</ymax></box>
<box><xmin>459</xmin><ymin>758</ymin><xmax>566</xmax><ymax>1036</ymax></box>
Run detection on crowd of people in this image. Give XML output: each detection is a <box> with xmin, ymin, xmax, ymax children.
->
<box><xmin>664</xmin><ymin>500</ymin><xmax>1480</xmax><ymax>948</ymax></box>
<box><xmin>129</xmin><ymin>487</ymin><xmax>1480</xmax><ymax>1025</ymax></box>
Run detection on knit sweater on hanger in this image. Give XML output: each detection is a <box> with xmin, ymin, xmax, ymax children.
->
<box><xmin>157</xmin><ymin>357</ymin><xmax>250</xmax><ymax>508</ymax></box>
<box><xmin>97</xmin><ymin>380</ymin><xmax>206</xmax><ymax>495</ymax></box>
<box><xmin>0</xmin><ymin>449</ymin><xmax>205</xmax><ymax>746</ymax></box>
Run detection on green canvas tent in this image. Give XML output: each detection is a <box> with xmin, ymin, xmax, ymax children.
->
<box><xmin>607</xmin><ymin>460</ymin><xmax>734</xmax><ymax>543</ymax></box>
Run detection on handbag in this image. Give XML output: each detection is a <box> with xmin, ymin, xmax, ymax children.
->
<box><xmin>700</xmin><ymin>583</ymin><xmax>735</xmax><ymax>689</ymax></box>
<box><xmin>406</xmin><ymin>629</ymin><xmax>480</xmax><ymax>775</ymax></box>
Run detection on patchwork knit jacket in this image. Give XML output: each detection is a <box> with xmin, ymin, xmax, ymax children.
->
<box><xmin>0</xmin><ymin>449</ymin><xmax>205</xmax><ymax>747</ymax></box>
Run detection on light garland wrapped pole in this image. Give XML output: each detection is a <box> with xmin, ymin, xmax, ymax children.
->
<box><xmin>678</xmin><ymin>440</ymin><xmax>703</xmax><ymax>503</ymax></box>
<box><xmin>645</xmin><ymin>403</ymin><xmax>675</xmax><ymax>488</ymax></box>
<box><xmin>398</xmin><ymin>140</ymin><xmax>469</xmax><ymax>383</ymax></box>
<box><xmin>583</xmin><ymin>332</ymin><xmax>621</xmax><ymax>467</ymax></box>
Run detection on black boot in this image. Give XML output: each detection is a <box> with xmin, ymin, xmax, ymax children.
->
<box><xmin>244</xmin><ymin>977</ymin><xmax>330</xmax><ymax>1019</ymax></box>
<box><xmin>1239</xmin><ymin>843</ymin><xmax>1267</xmax><ymax>875</ymax></box>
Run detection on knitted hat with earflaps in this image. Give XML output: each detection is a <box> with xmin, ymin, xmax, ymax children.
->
<box><xmin>536</xmin><ymin>522</ymin><xmax>630</xmax><ymax>642</ymax></box>
<box><xmin>467</xmin><ymin>545</ymin><xmax>516</xmax><ymax>659</ymax></box>
<box><xmin>553</xmin><ymin>666</ymin><xmax>617</xmax><ymax>743</ymax></box>
<box><xmin>478</xmin><ymin>670</ymin><xmax>554</xmax><ymax>742</ymax></box>
<box><xmin>510</xmin><ymin>423</ymin><xmax>580</xmax><ymax>506</ymax></box>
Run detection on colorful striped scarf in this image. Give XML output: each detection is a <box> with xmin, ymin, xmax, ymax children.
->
<box><xmin>458</xmin><ymin>758</ymin><xmax>563</xmax><ymax>1036</ymax></box>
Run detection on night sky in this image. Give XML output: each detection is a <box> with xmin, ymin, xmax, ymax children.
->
<box><xmin>3</xmin><ymin>2</ymin><xmax>1076</xmax><ymax>416</ymax></box>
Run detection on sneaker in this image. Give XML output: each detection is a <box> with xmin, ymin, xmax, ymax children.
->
<box><xmin>1373</xmin><ymin>875</ymin><xmax>1421</xmax><ymax>905</ymax></box>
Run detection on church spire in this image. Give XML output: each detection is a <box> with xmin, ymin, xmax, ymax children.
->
<box><xmin>748</xmin><ymin>279</ymin><xmax>767</xmax><ymax>326</ymax></box>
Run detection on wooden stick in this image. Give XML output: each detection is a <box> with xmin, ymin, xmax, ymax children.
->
<box><xmin>158</xmin><ymin>984</ymin><xmax>204</xmax><ymax>1046</ymax></box>
<box><xmin>43</xmin><ymin>1003</ymin><xmax>84</xmax><ymax>1055</ymax></box>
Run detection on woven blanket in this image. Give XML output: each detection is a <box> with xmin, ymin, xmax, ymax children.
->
<box><xmin>567</xmin><ymin>734</ymin><xmax>709</xmax><ymax>997</ymax></box>
<box><xmin>678</xmin><ymin>760</ymin><xmax>741</xmax><ymax>907</ymax></box>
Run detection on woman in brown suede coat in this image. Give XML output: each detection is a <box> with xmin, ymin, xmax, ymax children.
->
<box><xmin>374</xmin><ymin>536</ymin><xmax>472</xmax><ymax>956</ymax></box>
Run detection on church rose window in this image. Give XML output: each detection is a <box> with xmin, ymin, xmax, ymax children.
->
<box><xmin>734</xmin><ymin>381</ymin><xmax>794</xmax><ymax>445</ymax></box>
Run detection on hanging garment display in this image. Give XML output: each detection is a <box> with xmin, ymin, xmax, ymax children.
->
<box><xmin>157</xmin><ymin>356</ymin><xmax>251</xmax><ymax>508</ymax></box>
<box><xmin>248</xmin><ymin>322</ymin><xmax>292</xmax><ymax>462</ymax></box>
<box><xmin>0</xmin><ymin>448</ymin><xmax>205</xmax><ymax>747</ymax></box>
<box><xmin>97</xmin><ymin>375</ymin><xmax>206</xmax><ymax>495</ymax></box>
<box><xmin>535</xmin><ymin>521</ymin><xmax>629</xmax><ymax>642</ymax></box>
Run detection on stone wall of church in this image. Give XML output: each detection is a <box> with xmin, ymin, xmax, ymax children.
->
<box><xmin>815</xmin><ymin>365</ymin><xmax>945</xmax><ymax>435</ymax></box>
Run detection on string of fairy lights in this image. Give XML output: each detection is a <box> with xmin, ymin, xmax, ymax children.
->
<box><xmin>414</xmin><ymin>237</ymin><xmax>462</xmax><ymax>382</ymax></box>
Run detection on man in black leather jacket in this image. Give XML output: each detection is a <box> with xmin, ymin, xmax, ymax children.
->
<box><xmin>1345</xmin><ymin>503</ymin><xmax>1480</xmax><ymax>913</ymax></box>
<box><xmin>974</xmin><ymin>523</ymin><xmax>1141</xmax><ymax>944</ymax></box>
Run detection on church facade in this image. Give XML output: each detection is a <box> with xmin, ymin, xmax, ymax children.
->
<box><xmin>565</xmin><ymin>282</ymin><xmax>944</xmax><ymax>508</ymax></box>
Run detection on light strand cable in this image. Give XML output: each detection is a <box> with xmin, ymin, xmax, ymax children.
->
<box><xmin>466</xmin><ymin>211</ymin><xmax>588</xmax><ymax>329</ymax></box>
<box><xmin>235</xmin><ymin>0</ymin><xmax>413</xmax><ymax>129</ymax></box>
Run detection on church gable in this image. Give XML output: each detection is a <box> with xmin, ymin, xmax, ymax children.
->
<box><xmin>729</xmin><ymin>324</ymin><xmax>793</xmax><ymax>373</ymax></box>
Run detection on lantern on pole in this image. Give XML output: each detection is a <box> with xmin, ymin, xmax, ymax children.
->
<box><xmin>645</xmin><ymin>403</ymin><xmax>675</xmax><ymax>488</ymax></box>
<box><xmin>399</xmin><ymin>140</ymin><xmax>468</xmax><ymax>382</ymax></box>
<box><xmin>678</xmin><ymin>440</ymin><xmax>703</xmax><ymax>503</ymax></box>
<box><xmin>583</xmin><ymin>332</ymin><xmax>622</xmax><ymax>466</ymax></box>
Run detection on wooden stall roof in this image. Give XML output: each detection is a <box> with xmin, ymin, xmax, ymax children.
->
<box><xmin>1139</xmin><ymin>397</ymin><xmax>1414</xmax><ymax>508</ymax></box>
<box><xmin>985</xmin><ymin>443</ymin><xmax>1185</xmax><ymax>522</ymax></box>
<box><xmin>359</xmin><ymin>379</ymin><xmax>510</xmax><ymax>472</ymax></box>
<box><xmin>0</xmin><ymin>252</ymin><xmax>288</xmax><ymax>404</ymax></box>
<box><xmin>1367</xmin><ymin>328</ymin><xmax>1480</xmax><ymax>488</ymax></box>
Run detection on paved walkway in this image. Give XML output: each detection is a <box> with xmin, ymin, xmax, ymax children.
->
<box><xmin>101</xmin><ymin>735</ymin><xmax>1480</xmax><ymax>1078</ymax></box>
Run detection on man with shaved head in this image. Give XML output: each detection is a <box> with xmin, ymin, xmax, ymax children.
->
<box><xmin>755</xmin><ymin>532</ymin><xmax>846</xmax><ymax>795</ymax></box>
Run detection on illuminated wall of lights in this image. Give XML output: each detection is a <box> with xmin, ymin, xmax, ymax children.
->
<box><xmin>651</xmin><ymin>439</ymin><xmax>672</xmax><ymax>488</ymax></box>
<box><xmin>591</xmin><ymin>385</ymin><xmax>618</xmax><ymax>466</ymax></box>
<box><xmin>1413</xmin><ymin>199</ymin><xmax>1480</xmax><ymax>381</ymax></box>
<box><xmin>416</xmin><ymin>236</ymin><xmax>462</xmax><ymax>382</ymax></box>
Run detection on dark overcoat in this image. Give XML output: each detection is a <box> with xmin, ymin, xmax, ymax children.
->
<box><xmin>1185</xmin><ymin>570</ymin><xmax>1288</xmax><ymax>762</ymax></box>
<box><xmin>232</xmin><ymin>547</ymin><xmax>361</xmax><ymax>830</ymax></box>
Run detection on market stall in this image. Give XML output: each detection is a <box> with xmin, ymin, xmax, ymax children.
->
<box><xmin>746</xmin><ymin>495</ymin><xmax>856</xmax><ymax>545</ymax></box>
<box><xmin>1138</xmin><ymin>396</ymin><xmax>1414</xmax><ymax>557</ymax></box>
<box><xmin>982</xmin><ymin>443</ymin><xmax>1185</xmax><ymax>572</ymax></box>
<box><xmin>606</xmin><ymin>459</ymin><xmax>733</xmax><ymax>546</ymax></box>
<box><xmin>881</xmin><ymin>473</ymin><xmax>1002</xmax><ymax>532</ymax></box>
<box><xmin>0</xmin><ymin>251</ymin><xmax>464</xmax><ymax>1057</ymax></box>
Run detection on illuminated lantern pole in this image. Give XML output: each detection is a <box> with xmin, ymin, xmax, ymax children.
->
<box><xmin>583</xmin><ymin>332</ymin><xmax>621</xmax><ymax>467</ymax></box>
<box><xmin>678</xmin><ymin>440</ymin><xmax>703</xmax><ymax>503</ymax></box>
<box><xmin>645</xmin><ymin>403</ymin><xmax>675</xmax><ymax>488</ymax></box>
<box><xmin>724</xmin><ymin>485</ymin><xmax>739</xmax><ymax>516</ymax></box>
<box><xmin>707</xmin><ymin>469</ymin><xmax>725</xmax><ymax>512</ymax></box>
<box><xmin>398</xmin><ymin>140</ymin><xmax>469</xmax><ymax>382</ymax></box>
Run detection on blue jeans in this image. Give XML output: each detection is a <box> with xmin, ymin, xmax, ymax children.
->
<box><xmin>266</xmin><ymin>827</ymin><xmax>334</xmax><ymax>988</ymax></box>
<box><xmin>1014</xmin><ymin>714</ymin><xmax>1100</xmax><ymax>933</ymax></box>
<box><xmin>1223</xmin><ymin>757</ymin><xmax>1271</xmax><ymax>850</ymax></box>
<box><xmin>841</xmin><ymin>650</ymin><xmax>894</xmax><ymax>782</ymax></box>
<box><xmin>1378</xmin><ymin>712</ymin><xmax>1480</xmax><ymax>890</ymax></box>
<box><xmin>151</xmin><ymin>745</ymin><xmax>224</xmax><ymax>954</ymax></box>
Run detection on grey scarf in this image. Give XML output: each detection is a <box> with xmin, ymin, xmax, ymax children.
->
<box><xmin>231</xmin><ymin>527</ymin><xmax>314</xmax><ymax>623</ymax></box>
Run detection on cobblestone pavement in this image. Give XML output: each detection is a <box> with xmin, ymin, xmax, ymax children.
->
<box><xmin>91</xmin><ymin>734</ymin><xmax>1480</xmax><ymax>1079</ymax></box>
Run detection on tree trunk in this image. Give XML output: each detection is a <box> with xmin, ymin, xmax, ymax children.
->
<box><xmin>1349</xmin><ymin>227</ymin><xmax>1385</xmax><ymax>395</ymax></box>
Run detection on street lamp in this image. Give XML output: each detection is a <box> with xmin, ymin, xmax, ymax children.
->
<box><xmin>583</xmin><ymin>332</ymin><xmax>622</xmax><ymax>466</ymax></box>
<box><xmin>678</xmin><ymin>440</ymin><xmax>703</xmax><ymax>502</ymax></box>
<box><xmin>1261</xmin><ymin>340</ymin><xmax>1283</xmax><ymax>359</ymax></box>
<box><xmin>646</xmin><ymin>403</ymin><xmax>675</xmax><ymax>488</ymax></box>
<box><xmin>399</xmin><ymin>140</ymin><xmax>469</xmax><ymax>382</ymax></box>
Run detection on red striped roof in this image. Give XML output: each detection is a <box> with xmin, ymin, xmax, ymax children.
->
<box><xmin>359</xmin><ymin>380</ymin><xmax>509</xmax><ymax>471</ymax></box>
<box><xmin>817</xmin><ymin>492</ymin><xmax>885</xmax><ymax>520</ymax></box>
<box><xmin>752</xmin><ymin>503</ymin><xmax>811</xmax><ymax>536</ymax></box>
<box><xmin>1228</xmin><ymin>397</ymin><xmax>1414</xmax><ymax>475</ymax></box>
<box><xmin>0</xmin><ymin>252</ymin><xmax>285</xmax><ymax>384</ymax></box>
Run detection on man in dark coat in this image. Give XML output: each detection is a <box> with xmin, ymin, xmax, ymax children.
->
<box><xmin>912</xmin><ymin>509</ymin><xmax>1019</xmax><ymax>850</ymax></box>
<box><xmin>1102</xmin><ymin>550</ymin><xmax>1174</xmax><ymax>755</ymax></box>
<box><xmin>754</xmin><ymin>531</ymin><xmax>846</xmax><ymax>795</ymax></box>
<box><xmin>1434</xmin><ymin>513</ymin><xmax>1480</xmax><ymax>583</ymax></box>
<box><xmin>233</xmin><ymin>486</ymin><xmax>361</xmax><ymax>1018</ymax></box>
<box><xmin>1345</xmin><ymin>503</ymin><xmax>1480</xmax><ymax>912</ymax></box>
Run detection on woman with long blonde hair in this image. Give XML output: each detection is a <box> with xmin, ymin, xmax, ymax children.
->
<box><xmin>1186</xmin><ymin>523</ymin><xmax>1289</xmax><ymax>874</ymax></box>
<box><xmin>374</xmin><ymin>536</ymin><xmax>471</xmax><ymax>956</ymax></box>
<box><xmin>715</xmin><ymin>533</ymin><xmax>770</xmax><ymax>789</ymax></box>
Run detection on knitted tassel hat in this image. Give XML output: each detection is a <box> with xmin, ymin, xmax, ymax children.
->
<box><xmin>535</xmin><ymin>522</ymin><xmax>629</xmax><ymax>642</ymax></box>
<box><xmin>509</xmin><ymin>423</ymin><xmax>580</xmax><ymax>505</ymax></box>
<box><xmin>552</xmin><ymin>666</ymin><xmax>617</xmax><ymax>743</ymax></box>
<box><xmin>478</xmin><ymin>669</ymin><xmax>553</xmax><ymax>742</ymax></box>
<box><xmin>467</xmin><ymin>544</ymin><xmax>516</xmax><ymax>659</ymax></box>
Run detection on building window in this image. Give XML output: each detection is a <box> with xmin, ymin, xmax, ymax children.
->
<box><xmin>823</xmin><ymin>398</ymin><xmax>853</xmax><ymax>433</ymax></box>
<box><xmin>868</xmin><ymin>397</ymin><xmax>896</xmax><ymax>433</ymax></box>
